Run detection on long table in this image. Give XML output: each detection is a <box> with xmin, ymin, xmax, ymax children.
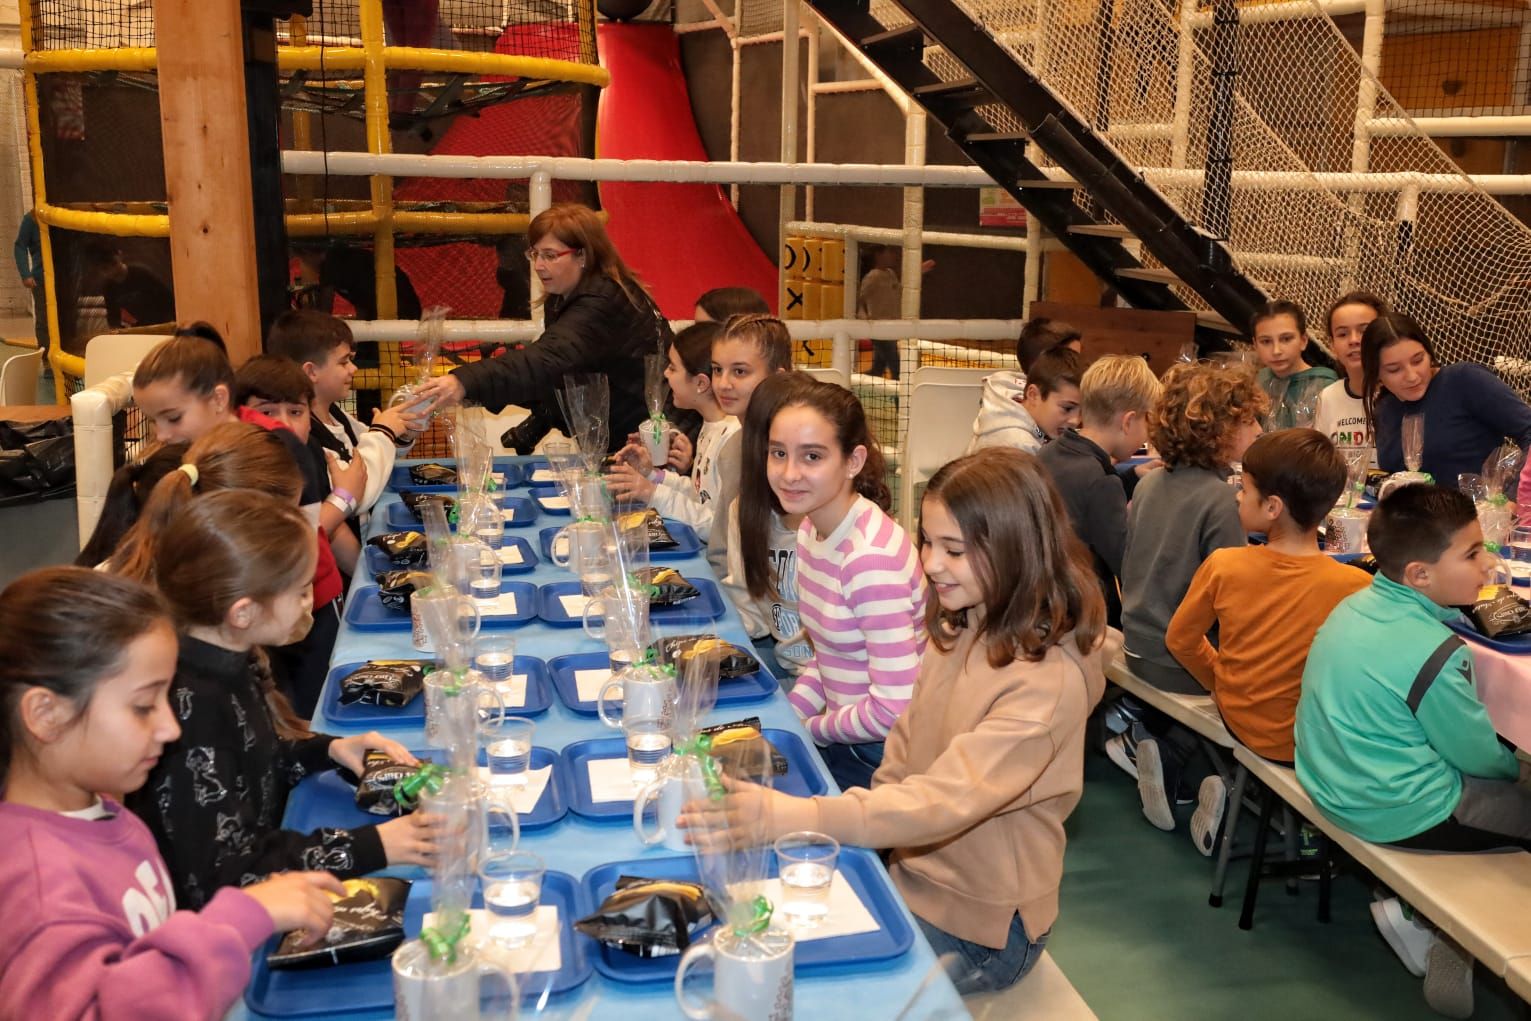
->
<box><xmin>238</xmin><ymin>458</ymin><xmax>965</xmax><ymax>1020</ymax></box>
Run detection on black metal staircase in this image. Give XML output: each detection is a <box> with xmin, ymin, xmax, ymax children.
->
<box><xmin>810</xmin><ymin>0</ymin><xmax>1270</xmax><ymax>348</ymax></box>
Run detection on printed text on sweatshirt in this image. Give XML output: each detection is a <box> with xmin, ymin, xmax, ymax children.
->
<box><xmin>0</xmin><ymin>799</ymin><xmax>273</xmax><ymax>1021</ymax></box>
<box><xmin>787</xmin><ymin>495</ymin><xmax>929</xmax><ymax>743</ymax></box>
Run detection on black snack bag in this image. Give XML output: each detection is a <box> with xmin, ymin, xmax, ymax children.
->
<box><xmin>401</xmin><ymin>491</ymin><xmax>457</xmax><ymax>524</ymax></box>
<box><xmin>573</xmin><ymin>876</ymin><xmax>714</xmax><ymax>958</ymax></box>
<box><xmin>650</xmin><ymin>634</ymin><xmax>757</xmax><ymax>680</ymax></box>
<box><xmin>617</xmin><ymin>508</ymin><xmax>679</xmax><ymax>550</ymax></box>
<box><xmin>409</xmin><ymin>462</ymin><xmax>458</xmax><ymax>486</ymax></box>
<box><xmin>636</xmin><ymin>566</ymin><xmax>700</xmax><ymax>607</ymax></box>
<box><xmin>267</xmin><ymin>878</ymin><xmax>410</xmax><ymax>969</ymax></box>
<box><xmin>354</xmin><ymin>750</ymin><xmax>432</xmax><ymax>815</ymax></box>
<box><xmin>368</xmin><ymin>530</ymin><xmax>429</xmax><ymax>568</ymax></box>
<box><xmin>1470</xmin><ymin>587</ymin><xmax>1531</xmax><ymax>639</ymax></box>
<box><xmin>339</xmin><ymin>660</ymin><xmax>429</xmax><ymax>707</ymax></box>
<box><xmin>376</xmin><ymin>570</ymin><xmax>434</xmax><ymax>611</ymax></box>
<box><xmin>700</xmin><ymin>717</ymin><xmax>789</xmax><ymax>779</ymax></box>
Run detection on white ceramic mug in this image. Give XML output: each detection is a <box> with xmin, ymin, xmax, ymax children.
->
<box><xmin>411</xmin><ymin>590</ymin><xmax>482</xmax><ymax>654</ymax></box>
<box><xmin>641</xmin><ymin>417</ymin><xmax>672</xmax><ymax>469</ymax></box>
<box><xmin>632</xmin><ymin>756</ymin><xmax>707</xmax><ymax>851</ymax></box>
<box><xmin>550</xmin><ymin>519</ymin><xmax>606</xmax><ymax>571</ymax></box>
<box><xmin>393</xmin><ymin>937</ymin><xmax>518</xmax><ymax>1021</ymax></box>
<box><xmin>674</xmin><ymin>927</ymin><xmax>794</xmax><ymax>1021</ymax></box>
<box><xmin>596</xmin><ymin>664</ymin><xmax>676</xmax><ymax>729</ymax></box>
<box><xmin>424</xmin><ymin>671</ymin><xmax>505</xmax><ymax>754</ymax></box>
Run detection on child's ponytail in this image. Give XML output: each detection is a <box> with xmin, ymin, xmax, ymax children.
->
<box><xmin>75</xmin><ymin>441</ymin><xmax>189</xmax><ymax>567</ymax></box>
<box><xmin>152</xmin><ymin>490</ymin><xmax>316</xmax><ymax>738</ymax></box>
<box><xmin>0</xmin><ymin>568</ymin><xmax>170</xmax><ymax>787</ymax></box>
<box><xmin>107</xmin><ymin>422</ymin><xmax>304</xmax><ymax>581</ymax></box>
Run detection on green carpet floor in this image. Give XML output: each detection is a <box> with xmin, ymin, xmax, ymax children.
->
<box><xmin>1045</xmin><ymin>754</ymin><xmax>1523</xmax><ymax>1021</ymax></box>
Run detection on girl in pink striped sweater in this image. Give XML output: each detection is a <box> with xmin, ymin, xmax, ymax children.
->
<box><xmin>770</xmin><ymin>379</ymin><xmax>929</xmax><ymax>790</ymax></box>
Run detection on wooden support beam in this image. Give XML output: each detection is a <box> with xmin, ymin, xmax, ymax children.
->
<box><xmin>153</xmin><ymin>0</ymin><xmax>262</xmax><ymax>365</ymax></box>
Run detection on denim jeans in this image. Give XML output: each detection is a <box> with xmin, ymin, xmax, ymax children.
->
<box><xmin>817</xmin><ymin>741</ymin><xmax>884</xmax><ymax>791</ymax></box>
<box><xmin>916</xmin><ymin>913</ymin><xmax>1047</xmax><ymax>995</ymax></box>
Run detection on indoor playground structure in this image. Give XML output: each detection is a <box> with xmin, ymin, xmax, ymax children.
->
<box><xmin>23</xmin><ymin>0</ymin><xmax>1531</xmax><ymax>534</ymax></box>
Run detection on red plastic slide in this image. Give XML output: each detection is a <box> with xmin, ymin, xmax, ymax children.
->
<box><xmin>596</xmin><ymin>22</ymin><xmax>778</xmax><ymax>318</ymax></box>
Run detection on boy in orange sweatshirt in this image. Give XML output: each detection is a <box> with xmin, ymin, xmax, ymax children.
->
<box><xmin>1165</xmin><ymin>428</ymin><xmax>1369</xmax><ymax>853</ymax></box>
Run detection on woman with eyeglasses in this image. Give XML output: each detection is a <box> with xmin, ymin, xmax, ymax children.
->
<box><xmin>413</xmin><ymin>202</ymin><xmax>671</xmax><ymax>450</ymax></box>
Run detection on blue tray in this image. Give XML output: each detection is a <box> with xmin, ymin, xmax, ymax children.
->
<box><xmin>558</xmin><ymin>728</ymin><xmax>826</xmax><ymax>821</ymax></box>
<box><xmin>363</xmin><ymin>535</ymin><xmax>539</xmax><ymax>578</ymax></box>
<box><xmin>1447</xmin><ymin>617</ymin><xmax>1531</xmax><ymax>655</ymax></box>
<box><xmin>284</xmin><ymin>745</ymin><xmax>570</xmax><ymax>832</ymax></box>
<box><xmin>387</xmin><ymin>461</ymin><xmax>526</xmax><ymax>494</ymax></box>
<box><xmin>321</xmin><ymin>656</ymin><xmax>553</xmax><ymax>725</ymax></box>
<box><xmin>385</xmin><ymin>494</ymin><xmax>537</xmax><ymax>532</ymax></box>
<box><xmin>343</xmin><ymin>581</ymin><xmax>539</xmax><ymax>631</ymax></box>
<box><xmin>530</xmin><ymin>486</ymin><xmax>572</xmax><ymax>516</ymax></box>
<box><xmin>244</xmin><ymin>871</ymin><xmax>593</xmax><ymax>1017</ymax></box>
<box><xmin>537</xmin><ymin>519</ymin><xmax>702</xmax><ymax>563</ymax></box>
<box><xmin>579</xmin><ymin>849</ymin><xmax>912</xmax><ymax>984</ymax></box>
<box><xmin>535</xmin><ymin>578</ymin><xmax>726</xmax><ymax>628</ymax></box>
<box><xmin>515</xmin><ymin>458</ymin><xmax>552</xmax><ymax>488</ymax></box>
<box><xmin>548</xmin><ymin>650</ymin><xmax>776</xmax><ymax>717</ymax></box>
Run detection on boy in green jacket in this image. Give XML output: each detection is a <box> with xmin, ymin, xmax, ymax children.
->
<box><xmin>1296</xmin><ymin>483</ymin><xmax>1529</xmax><ymax>1013</ymax></box>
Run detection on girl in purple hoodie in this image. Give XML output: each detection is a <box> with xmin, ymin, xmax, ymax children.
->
<box><xmin>0</xmin><ymin>567</ymin><xmax>342</xmax><ymax>1021</ymax></box>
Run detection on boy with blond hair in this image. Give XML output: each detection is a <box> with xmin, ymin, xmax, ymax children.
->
<box><xmin>1039</xmin><ymin>354</ymin><xmax>1161</xmax><ymax>627</ymax></box>
<box><xmin>1166</xmin><ymin>428</ymin><xmax>1369</xmax><ymax>851</ymax></box>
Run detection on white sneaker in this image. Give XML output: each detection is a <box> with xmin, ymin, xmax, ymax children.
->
<box><xmin>1136</xmin><ymin>738</ymin><xmax>1175</xmax><ymax>831</ymax></box>
<box><xmin>1423</xmin><ymin>934</ymin><xmax>1474</xmax><ymax>1019</ymax></box>
<box><xmin>1104</xmin><ymin>733</ymin><xmax>1138</xmax><ymax>780</ymax></box>
<box><xmin>1371</xmin><ymin>897</ymin><xmax>1431</xmax><ymax>978</ymax></box>
<box><xmin>1189</xmin><ymin>775</ymin><xmax>1226</xmax><ymax>857</ymax></box>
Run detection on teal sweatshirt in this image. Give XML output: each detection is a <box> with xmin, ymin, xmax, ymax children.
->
<box><xmin>1295</xmin><ymin>573</ymin><xmax>1518</xmax><ymax>843</ymax></box>
<box><xmin>1258</xmin><ymin>364</ymin><xmax>1338</xmax><ymax>431</ymax></box>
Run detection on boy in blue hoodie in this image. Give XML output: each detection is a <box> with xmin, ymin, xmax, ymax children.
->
<box><xmin>1297</xmin><ymin>483</ymin><xmax>1529</xmax><ymax>1012</ymax></box>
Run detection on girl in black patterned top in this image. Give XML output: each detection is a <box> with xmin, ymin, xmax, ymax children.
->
<box><xmin>124</xmin><ymin>490</ymin><xmax>440</xmax><ymax>908</ymax></box>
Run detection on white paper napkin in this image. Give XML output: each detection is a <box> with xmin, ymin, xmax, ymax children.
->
<box><xmin>530</xmin><ymin>469</ymin><xmax>554</xmax><ymax>484</ymax></box>
<box><xmin>476</xmin><ymin>591</ymin><xmax>519</xmax><ymax>618</ymax></box>
<box><xmin>574</xmin><ymin>667</ymin><xmax>613</xmax><ymax>703</ymax></box>
<box><xmin>497</xmin><ymin>545</ymin><xmax>525</xmax><ymax>566</ymax></box>
<box><xmin>586</xmin><ymin>757</ymin><xmax>645</xmax><ymax>802</ymax></box>
<box><xmin>477</xmin><ymin>764</ymin><xmax>552</xmax><ymax>814</ymax></box>
<box><xmin>491</xmin><ymin>472</ymin><xmax>506</xmax><ymax>485</ymax></box>
<box><xmin>558</xmin><ymin>593</ymin><xmax>589</xmax><ymax>618</ymax></box>
<box><xmin>422</xmin><ymin>906</ymin><xmax>562</xmax><ymax>973</ymax></box>
<box><xmin>539</xmin><ymin>494</ymin><xmax>571</xmax><ymax>510</ymax></box>
<box><xmin>484</xmin><ymin>674</ymin><xmax>528</xmax><ymax>708</ymax></box>
<box><xmin>738</xmin><ymin>874</ymin><xmax>880</xmax><ymax>942</ymax></box>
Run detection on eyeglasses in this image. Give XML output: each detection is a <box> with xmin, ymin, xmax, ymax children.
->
<box><xmin>525</xmin><ymin>247</ymin><xmax>577</xmax><ymax>264</ymax></box>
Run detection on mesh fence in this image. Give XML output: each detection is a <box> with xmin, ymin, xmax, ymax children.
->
<box><xmin>862</xmin><ymin>0</ymin><xmax>1531</xmax><ymax>373</ymax></box>
<box><xmin>36</xmin><ymin>0</ymin><xmax>598</xmax><ymax>62</ymax></box>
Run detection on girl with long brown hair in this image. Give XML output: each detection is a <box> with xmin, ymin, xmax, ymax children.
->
<box><xmin>684</xmin><ymin>448</ymin><xmax>1116</xmax><ymax>995</ymax></box>
<box><xmin>770</xmin><ymin>379</ymin><xmax>927</xmax><ymax>791</ymax></box>
<box><xmin>123</xmin><ymin>490</ymin><xmax>441</xmax><ymax>910</ymax></box>
<box><xmin>411</xmin><ymin>202</ymin><xmax>673</xmax><ymax>452</ymax></box>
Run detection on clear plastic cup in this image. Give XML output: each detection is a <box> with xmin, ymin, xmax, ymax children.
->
<box><xmin>483</xmin><ymin>716</ymin><xmax>535</xmax><ymax>788</ymax></box>
<box><xmin>774</xmin><ymin>831</ymin><xmax>839</xmax><ymax>928</ymax></box>
<box><xmin>479</xmin><ymin>851</ymin><xmax>546</xmax><ymax>950</ymax></box>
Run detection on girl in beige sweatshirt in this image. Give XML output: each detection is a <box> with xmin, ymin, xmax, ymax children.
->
<box><xmin>684</xmin><ymin>446</ymin><xmax>1119</xmax><ymax>994</ymax></box>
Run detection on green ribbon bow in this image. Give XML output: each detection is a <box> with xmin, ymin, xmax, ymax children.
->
<box><xmin>627</xmin><ymin>571</ymin><xmax>661</xmax><ymax>600</ymax></box>
<box><xmin>419</xmin><ymin>910</ymin><xmax>472</xmax><ymax>964</ymax></box>
<box><xmin>730</xmin><ymin>895</ymin><xmax>774</xmax><ymax>938</ymax></box>
<box><xmin>393</xmin><ymin>762</ymin><xmax>448</xmax><ymax>810</ymax></box>
<box><xmin>675</xmin><ymin>733</ymin><xmax>726</xmax><ymax>801</ymax></box>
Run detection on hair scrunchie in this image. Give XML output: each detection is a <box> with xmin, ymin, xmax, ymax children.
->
<box><xmin>178</xmin><ymin>463</ymin><xmax>199</xmax><ymax>488</ymax></box>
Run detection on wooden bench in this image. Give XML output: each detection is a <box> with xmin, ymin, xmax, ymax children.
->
<box><xmin>965</xmin><ymin>951</ymin><xmax>1098</xmax><ymax>1020</ymax></box>
<box><xmin>1105</xmin><ymin>655</ymin><xmax>1269</xmax><ymax>905</ymax></box>
<box><xmin>1104</xmin><ymin>655</ymin><xmax>1233</xmax><ymax>751</ymax></box>
<box><xmin>1506</xmin><ymin>955</ymin><xmax>1531</xmax><ymax>1002</ymax></box>
<box><xmin>1235</xmin><ymin>745</ymin><xmax>1531</xmax><ymax>979</ymax></box>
